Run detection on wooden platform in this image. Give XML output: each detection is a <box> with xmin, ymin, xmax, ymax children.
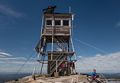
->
<box><xmin>41</xmin><ymin>51</ymin><xmax>74</xmax><ymax>55</ymax></box>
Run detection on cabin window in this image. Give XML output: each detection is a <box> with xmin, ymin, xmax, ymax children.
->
<box><xmin>55</xmin><ymin>20</ymin><xmax>61</xmax><ymax>26</ymax></box>
<box><xmin>46</xmin><ymin>20</ymin><xmax>52</xmax><ymax>26</ymax></box>
<box><xmin>63</xmin><ymin>20</ymin><xmax>69</xmax><ymax>26</ymax></box>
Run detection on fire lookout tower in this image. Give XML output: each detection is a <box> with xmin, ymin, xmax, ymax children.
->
<box><xmin>35</xmin><ymin>6</ymin><xmax>76</xmax><ymax>76</ymax></box>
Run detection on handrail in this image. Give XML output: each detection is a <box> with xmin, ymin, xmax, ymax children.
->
<box><xmin>50</xmin><ymin>56</ymin><xmax>66</xmax><ymax>76</ymax></box>
<box><xmin>50</xmin><ymin>37</ymin><xmax>65</xmax><ymax>67</ymax></box>
<box><xmin>50</xmin><ymin>53</ymin><xmax>64</xmax><ymax>70</ymax></box>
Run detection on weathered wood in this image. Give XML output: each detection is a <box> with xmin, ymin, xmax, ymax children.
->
<box><xmin>35</xmin><ymin>10</ymin><xmax>75</xmax><ymax>76</ymax></box>
<box><xmin>43</xmin><ymin>27</ymin><xmax>70</xmax><ymax>36</ymax></box>
<box><xmin>44</xmin><ymin>13</ymin><xmax>72</xmax><ymax>18</ymax></box>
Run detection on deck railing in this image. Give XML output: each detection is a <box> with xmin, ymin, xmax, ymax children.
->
<box><xmin>43</xmin><ymin>27</ymin><xmax>70</xmax><ymax>35</ymax></box>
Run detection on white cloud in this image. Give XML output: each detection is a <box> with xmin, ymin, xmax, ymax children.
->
<box><xmin>0</xmin><ymin>4</ymin><xmax>23</xmax><ymax>18</ymax></box>
<box><xmin>0</xmin><ymin>56</ymin><xmax>47</xmax><ymax>73</ymax></box>
<box><xmin>0</xmin><ymin>51</ymin><xmax>120</xmax><ymax>73</ymax></box>
<box><xmin>76</xmin><ymin>52</ymin><xmax>120</xmax><ymax>73</ymax></box>
<box><xmin>0</xmin><ymin>51</ymin><xmax>27</xmax><ymax>64</ymax></box>
<box><xmin>0</xmin><ymin>50</ymin><xmax>46</xmax><ymax>73</ymax></box>
<box><xmin>0</xmin><ymin>51</ymin><xmax>12</xmax><ymax>58</ymax></box>
<box><xmin>116</xmin><ymin>22</ymin><xmax>120</xmax><ymax>28</ymax></box>
<box><xmin>0</xmin><ymin>56</ymin><xmax>32</xmax><ymax>64</ymax></box>
<box><xmin>57</xmin><ymin>48</ymin><xmax>62</xmax><ymax>51</ymax></box>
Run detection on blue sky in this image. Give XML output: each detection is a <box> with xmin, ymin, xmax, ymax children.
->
<box><xmin>0</xmin><ymin>0</ymin><xmax>120</xmax><ymax>73</ymax></box>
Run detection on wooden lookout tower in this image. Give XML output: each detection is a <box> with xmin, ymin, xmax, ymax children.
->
<box><xmin>35</xmin><ymin>6</ymin><xmax>76</xmax><ymax>76</ymax></box>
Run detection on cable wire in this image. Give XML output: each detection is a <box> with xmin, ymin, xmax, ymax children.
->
<box><xmin>15</xmin><ymin>52</ymin><xmax>37</xmax><ymax>75</ymax></box>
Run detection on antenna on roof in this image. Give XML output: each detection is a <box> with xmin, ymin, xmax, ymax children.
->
<box><xmin>69</xmin><ymin>6</ymin><xmax>71</xmax><ymax>13</ymax></box>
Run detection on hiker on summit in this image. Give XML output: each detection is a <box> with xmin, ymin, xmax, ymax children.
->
<box><xmin>70</xmin><ymin>61</ymin><xmax>75</xmax><ymax>74</ymax></box>
<box><xmin>91</xmin><ymin>69</ymin><xmax>97</xmax><ymax>80</ymax></box>
<box><xmin>88</xmin><ymin>69</ymin><xmax>101</xmax><ymax>83</ymax></box>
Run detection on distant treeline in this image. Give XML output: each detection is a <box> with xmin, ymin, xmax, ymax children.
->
<box><xmin>0</xmin><ymin>73</ymin><xmax>31</xmax><ymax>82</ymax></box>
<box><xmin>102</xmin><ymin>73</ymin><xmax>120</xmax><ymax>79</ymax></box>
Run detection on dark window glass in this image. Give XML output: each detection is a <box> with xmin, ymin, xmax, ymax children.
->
<box><xmin>63</xmin><ymin>20</ymin><xmax>69</xmax><ymax>26</ymax></box>
<box><xmin>46</xmin><ymin>20</ymin><xmax>52</xmax><ymax>25</ymax></box>
<box><xmin>55</xmin><ymin>20</ymin><xmax>61</xmax><ymax>25</ymax></box>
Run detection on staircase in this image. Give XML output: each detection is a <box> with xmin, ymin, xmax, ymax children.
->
<box><xmin>49</xmin><ymin>38</ymin><xmax>67</xmax><ymax>76</ymax></box>
<box><xmin>49</xmin><ymin>53</ymin><xmax>66</xmax><ymax>76</ymax></box>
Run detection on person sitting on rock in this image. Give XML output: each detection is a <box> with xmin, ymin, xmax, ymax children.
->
<box><xmin>89</xmin><ymin>69</ymin><xmax>101</xmax><ymax>83</ymax></box>
<box><xmin>92</xmin><ymin>69</ymin><xmax>97</xmax><ymax>80</ymax></box>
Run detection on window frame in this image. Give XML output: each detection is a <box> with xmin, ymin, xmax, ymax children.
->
<box><xmin>55</xmin><ymin>20</ymin><xmax>61</xmax><ymax>26</ymax></box>
<box><xmin>46</xmin><ymin>19</ymin><xmax>52</xmax><ymax>26</ymax></box>
<box><xmin>63</xmin><ymin>20</ymin><xmax>69</xmax><ymax>26</ymax></box>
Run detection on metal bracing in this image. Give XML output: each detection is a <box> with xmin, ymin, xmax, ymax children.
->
<box><xmin>40</xmin><ymin>14</ymin><xmax>44</xmax><ymax>37</ymax></box>
<box><xmin>70</xmin><ymin>37</ymin><xmax>77</xmax><ymax>61</ymax></box>
<box><xmin>40</xmin><ymin>55</ymin><xmax>45</xmax><ymax>74</ymax></box>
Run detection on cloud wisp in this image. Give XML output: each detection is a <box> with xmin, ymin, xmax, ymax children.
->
<box><xmin>0</xmin><ymin>51</ymin><xmax>120</xmax><ymax>73</ymax></box>
<box><xmin>0</xmin><ymin>51</ymin><xmax>12</xmax><ymax>58</ymax></box>
<box><xmin>76</xmin><ymin>52</ymin><xmax>120</xmax><ymax>73</ymax></box>
<box><xmin>116</xmin><ymin>22</ymin><xmax>120</xmax><ymax>28</ymax></box>
<box><xmin>0</xmin><ymin>55</ymin><xmax>44</xmax><ymax>73</ymax></box>
<box><xmin>0</xmin><ymin>4</ymin><xmax>23</xmax><ymax>18</ymax></box>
